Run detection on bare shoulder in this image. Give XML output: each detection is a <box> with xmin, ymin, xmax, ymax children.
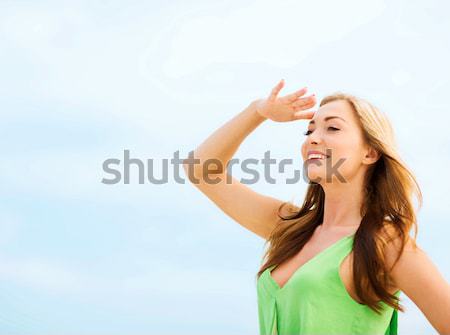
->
<box><xmin>379</xmin><ymin>223</ymin><xmax>450</xmax><ymax>333</ymax></box>
<box><xmin>379</xmin><ymin>222</ymin><xmax>424</xmax><ymax>286</ymax></box>
<box><xmin>380</xmin><ymin>222</ymin><xmax>419</xmax><ymax>247</ymax></box>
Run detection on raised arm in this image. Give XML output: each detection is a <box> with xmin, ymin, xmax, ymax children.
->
<box><xmin>182</xmin><ymin>79</ymin><xmax>316</xmax><ymax>240</ymax></box>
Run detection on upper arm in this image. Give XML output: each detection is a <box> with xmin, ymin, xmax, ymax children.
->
<box><xmin>384</xmin><ymin>230</ymin><xmax>450</xmax><ymax>334</ymax></box>
<box><xmin>183</xmin><ymin>165</ymin><xmax>291</xmax><ymax>240</ymax></box>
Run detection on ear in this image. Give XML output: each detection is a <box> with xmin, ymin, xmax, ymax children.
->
<box><xmin>363</xmin><ymin>146</ymin><xmax>381</xmax><ymax>165</ymax></box>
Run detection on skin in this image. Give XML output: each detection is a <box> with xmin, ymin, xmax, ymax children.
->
<box><xmin>183</xmin><ymin>79</ymin><xmax>450</xmax><ymax>334</ymax></box>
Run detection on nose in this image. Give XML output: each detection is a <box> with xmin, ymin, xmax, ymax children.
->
<box><xmin>308</xmin><ymin>128</ymin><xmax>322</xmax><ymax>145</ymax></box>
<box><xmin>302</xmin><ymin>129</ymin><xmax>322</xmax><ymax>159</ymax></box>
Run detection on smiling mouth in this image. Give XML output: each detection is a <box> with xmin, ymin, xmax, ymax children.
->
<box><xmin>307</xmin><ymin>154</ymin><xmax>330</xmax><ymax>161</ymax></box>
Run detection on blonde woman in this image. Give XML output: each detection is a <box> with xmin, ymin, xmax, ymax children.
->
<box><xmin>183</xmin><ymin>79</ymin><xmax>450</xmax><ymax>334</ymax></box>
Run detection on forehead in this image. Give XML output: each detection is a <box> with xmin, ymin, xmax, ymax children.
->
<box><xmin>309</xmin><ymin>99</ymin><xmax>354</xmax><ymax>124</ymax></box>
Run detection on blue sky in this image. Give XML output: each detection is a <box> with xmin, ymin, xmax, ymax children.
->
<box><xmin>1</xmin><ymin>0</ymin><xmax>449</xmax><ymax>334</ymax></box>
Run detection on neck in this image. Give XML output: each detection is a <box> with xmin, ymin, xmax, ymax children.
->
<box><xmin>319</xmin><ymin>173</ymin><xmax>365</xmax><ymax>233</ymax></box>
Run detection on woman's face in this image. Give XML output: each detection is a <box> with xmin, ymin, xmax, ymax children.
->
<box><xmin>301</xmin><ymin>99</ymin><xmax>375</xmax><ymax>185</ymax></box>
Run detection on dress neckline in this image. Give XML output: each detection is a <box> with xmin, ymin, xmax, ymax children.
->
<box><xmin>267</xmin><ymin>233</ymin><xmax>355</xmax><ymax>291</ymax></box>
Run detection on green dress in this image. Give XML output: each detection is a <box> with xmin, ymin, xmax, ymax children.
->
<box><xmin>256</xmin><ymin>233</ymin><xmax>401</xmax><ymax>334</ymax></box>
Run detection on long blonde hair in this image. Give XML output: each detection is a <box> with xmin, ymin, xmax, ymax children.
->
<box><xmin>256</xmin><ymin>92</ymin><xmax>422</xmax><ymax>314</ymax></box>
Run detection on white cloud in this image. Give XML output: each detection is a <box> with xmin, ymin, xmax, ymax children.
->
<box><xmin>391</xmin><ymin>69</ymin><xmax>412</xmax><ymax>86</ymax></box>
<box><xmin>0</xmin><ymin>256</ymin><xmax>85</xmax><ymax>292</ymax></box>
<box><xmin>0</xmin><ymin>211</ymin><xmax>21</xmax><ymax>246</ymax></box>
<box><xmin>154</xmin><ymin>0</ymin><xmax>386</xmax><ymax>77</ymax></box>
<box><xmin>139</xmin><ymin>0</ymin><xmax>386</xmax><ymax>102</ymax></box>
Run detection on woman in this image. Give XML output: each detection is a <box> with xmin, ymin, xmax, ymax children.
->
<box><xmin>183</xmin><ymin>79</ymin><xmax>450</xmax><ymax>334</ymax></box>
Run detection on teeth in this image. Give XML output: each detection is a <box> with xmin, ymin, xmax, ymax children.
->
<box><xmin>308</xmin><ymin>153</ymin><xmax>327</xmax><ymax>160</ymax></box>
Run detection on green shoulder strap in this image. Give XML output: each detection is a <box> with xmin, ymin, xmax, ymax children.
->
<box><xmin>384</xmin><ymin>309</ymin><xmax>398</xmax><ymax>335</ymax></box>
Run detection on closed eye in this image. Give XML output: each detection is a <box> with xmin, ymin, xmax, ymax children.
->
<box><xmin>303</xmin><ymin>127</ymin><xmax>340</xmax><ymax>136</ymax></box>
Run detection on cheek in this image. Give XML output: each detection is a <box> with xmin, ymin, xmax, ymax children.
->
<box><xmin>328</xmin><ymin>146</ymin><xmax>363</xmax><ymax>177</ymax></box>
<box><xmin>327</xmin><ymin>136</ymin><xmax>359</xmax><ymax>160</ymax></box>
<box><xmin>301</xmin><ymin>142</ymin><xmax>307</xmax><ymax>160</ymax></box>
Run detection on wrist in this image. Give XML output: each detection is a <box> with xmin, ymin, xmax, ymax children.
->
<box><xmin>250</xmin><ymin>99</ymin><xmax>267</xmax><ymax>122</ymax></box>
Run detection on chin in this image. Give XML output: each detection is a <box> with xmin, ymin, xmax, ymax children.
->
<box><xmin>306</xmin><ymin>170</ymin><xmax>326</xmax><ymax>184</ymax></box>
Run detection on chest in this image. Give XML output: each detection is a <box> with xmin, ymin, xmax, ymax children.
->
<box><xmin>270</xmin><ymin>241</ymin><xmax>398</xmax><ymax>303</ymax></box>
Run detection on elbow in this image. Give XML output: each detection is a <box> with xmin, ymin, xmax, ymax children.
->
<box><xmin>438</xmin><ymin>325</ymin><xmax>450</xmax><ymax>335</ymax></box>
<box><xmin>182</xmin><ymin>157</ymin><xmax>201</xmax><ymax>184</ymax></box>
<box><xmin>182</xmin><ymin>152</ymin><xmax>225</xmax><ymax>184</ymax></box>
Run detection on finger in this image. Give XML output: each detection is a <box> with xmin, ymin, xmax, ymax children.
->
<box><xmin>283</xmin><ymin>86</ymin><xmax>308</xmax><ymax>103</ymax></box>
<box><xmin>268</xmin><ymin>79</ymin><xmax>285</xmax><ymax>102</ymax></box>
<box><xmin>292</xmin><ymin>95</ymin><xmax>316</xmax><ymax>109</ymax></box>
<box><xmin>293</xmin><ymin>109</ymin><xmax>316</xmax><ymax>120</ymax></box>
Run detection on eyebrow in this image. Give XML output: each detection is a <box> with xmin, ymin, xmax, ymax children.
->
<box><xmin>308</xmin><ymin>116</ymin><xmax>346</xmax><ymax>125</ymax></box>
